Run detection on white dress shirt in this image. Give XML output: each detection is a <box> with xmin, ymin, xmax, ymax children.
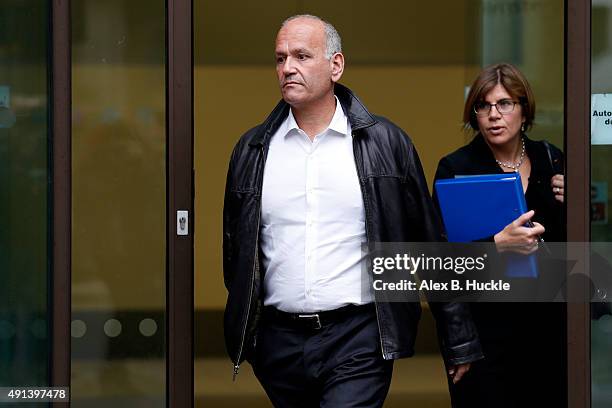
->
<box><xmin>260</xmin><ymin>97</ymin><xmax>373</xmax><ymax>313</ymax></box>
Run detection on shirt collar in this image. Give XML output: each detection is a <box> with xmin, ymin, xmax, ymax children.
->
<box><xmin>283</xmin><ymin>96</ymin><xmax>349</xmax><ymax>138</ymax></box>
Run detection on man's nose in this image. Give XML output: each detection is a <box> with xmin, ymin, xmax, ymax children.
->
<box><xmin>282</xmin><ymin>57</ymin><xmax>297</xmax><ymax>75</ymax></box>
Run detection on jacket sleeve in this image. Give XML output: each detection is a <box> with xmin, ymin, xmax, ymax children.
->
<box><xmin>406</xmin><ymin>145</ymin><xmax>484</xmax><ymax>366</ymax></box>
<box><xmin>431</xmin><ymin>157</ymin><xmax>454</xmax><ymax>241</ymax></box>
<box><xmin>222</xmin><ymin>145</ymin><xmax>237</xmax><ymax>291</ymax></box>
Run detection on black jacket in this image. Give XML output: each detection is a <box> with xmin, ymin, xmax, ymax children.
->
<box><xmin>223</xmin><ymin>84</ymin><xmax>483</xmax><ymax>374</ymax></box>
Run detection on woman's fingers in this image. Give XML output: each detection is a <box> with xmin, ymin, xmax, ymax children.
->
<box><xmin>529</xmin><ymin>222</ymin><xmax>545</xmax><ymax>236</ymax></box>
<box><xmin>551</xmin><ymin>174</ymin><xmax>564</xmax><ymax>199</ymax></box>
<box><xmin>551</xmin><ymin>174</ymin><xmax>564</xmax><ymax>188</ymax></box>
<box><xmin>513</xmin><ymin>210</ymin><xmax>535</xmax><ymax>227</ymax></box>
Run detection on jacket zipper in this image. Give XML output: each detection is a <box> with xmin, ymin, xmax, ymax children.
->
<box><xmin>233</xmin><ymin>145</ymin><xmax>265</xmax><ymax>380</ymax></box>
<box><xmin>352</xmin><ymin>133</ymin><xmax>387</xmax><ymax>360</ymax></box>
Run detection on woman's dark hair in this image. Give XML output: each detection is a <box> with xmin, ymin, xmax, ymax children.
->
<box><xmin>463</xmin><ymin>63</ymin><xmax>536</xmax><ymax>132</ymax></box>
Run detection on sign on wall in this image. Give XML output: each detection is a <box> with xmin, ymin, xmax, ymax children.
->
<box><xmin>592</xmin><ymin>93</ymin><xmax>612</xmax><ymax>145</ymax></box>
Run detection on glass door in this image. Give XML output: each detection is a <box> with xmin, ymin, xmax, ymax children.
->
<box><xmin>2</xmin><ymin>0</ymin><xmax>194</xmax><ymax>406</ymax></box>
<box><xmin>193</xmin><ymin>1</ymin><xmax>566</xmax><ymax>407</ymax></box>
<box><xmin>69</xmin><ymin>0</ymin><xmax>168</xmax><ymax>405</ymax></box>
<box><xmin>0</xmin><ymin>0</ymin><xmax>51</xmax><ymax>389</ymax></box>
<box><xmin>591</xmin><ymin>1</ymin><xmax>612</xmax><ymax>406</ymax></box>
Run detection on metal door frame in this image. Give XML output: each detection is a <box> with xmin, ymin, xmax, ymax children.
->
<box><xmin>49</xmin><ymin>1</ymin><xmax>195</xmax><ymax>407</ymax></box>
<box><xmin>566</xmin><ymin>1</ymin><xmax>591</xmax><ymax>407</ymax></box>
<box><xmin>49</xmin><ymin>0</ymin><xmax>592</xmax><ymax>407</ymax></box>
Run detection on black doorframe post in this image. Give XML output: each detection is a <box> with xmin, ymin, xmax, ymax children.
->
<box><xmin>51</xmin><ymin>1</ymin><xmax>71</xmax><ymax>406</ymax></box>
<box><xmin>167</xmin><ymin>0</ymin><xmax>194</xmax><ymax>407</ymax></box>
<box><xmin>565</xmin><ymin>0</ymin><xmax>591</xmax><ymax>407</ymax></box>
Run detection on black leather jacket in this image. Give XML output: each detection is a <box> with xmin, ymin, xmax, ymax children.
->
<box><xmin>223</xmin><ymin>84</ymin><xmax>483</xmax><ymax>375</ymax></box>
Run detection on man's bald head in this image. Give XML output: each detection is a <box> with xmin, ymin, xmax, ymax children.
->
<box><xmin>280</xmin><ymin>15</ymin><xmax>342</xmax><ymax>60</ymax></box>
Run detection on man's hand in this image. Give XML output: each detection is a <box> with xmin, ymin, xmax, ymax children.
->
<box><xmin>448</xmin><ymin>363</ymin><xmax>471</xmax><ymax>384</ymax></box>
<box><xmin>551</xmin><ymin>174</ymin><xmax>564</xmax><ymax>203</ymax></box>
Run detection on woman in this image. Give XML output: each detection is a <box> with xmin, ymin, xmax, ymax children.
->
<box><xmin>433</xmin><ymin>63</ymin><xmax>566</xmax><ymax>408</ymax></box>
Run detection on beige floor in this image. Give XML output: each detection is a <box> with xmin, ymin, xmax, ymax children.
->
<box><xmin>70</xmin><ymin>356</ymin><xmax>451</xmax><ymax>407</ymax></box>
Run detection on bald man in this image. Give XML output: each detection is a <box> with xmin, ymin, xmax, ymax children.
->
<box><xmin>222</xmin><ymin>15</ymin><xmax>483</xmax><ymax>407</ymax></box>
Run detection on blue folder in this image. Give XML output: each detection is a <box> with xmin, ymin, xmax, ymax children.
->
<box><xmin>435</xmin><ymin>173</ymin><xmax>527</xmax><ymax>242</ymax></box>
<box><xmin>435</xmin><ymin>173</ymin><xmax>538</xmax><ymax>278</ymax></box>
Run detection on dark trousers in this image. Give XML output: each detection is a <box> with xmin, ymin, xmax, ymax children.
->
<box><xmin>251</xmin><ymin>305</ymin><xmax>393</xmax><ymax>408</ymax></box>
<box><xmin>449</xmin><ymin>303</ymin><xmax>567</xmax><ymax>408</ymax></box>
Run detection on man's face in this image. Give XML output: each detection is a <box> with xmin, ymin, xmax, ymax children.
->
<box><xmin>275</xmin><ymin>18</ymin><xmax>340</xmax><ymax>108</ymax></box>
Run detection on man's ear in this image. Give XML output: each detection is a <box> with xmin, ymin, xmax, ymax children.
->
<box><xmin>330</xmin><ymin>52</ymin><xmax>345</xmax><ymax>82</ymax></box>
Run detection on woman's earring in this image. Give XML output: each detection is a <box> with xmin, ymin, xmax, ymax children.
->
<box><xmin>521</xmin><ymin>123</ymin><xmax>525</xmax><ymax>132</ymax></box>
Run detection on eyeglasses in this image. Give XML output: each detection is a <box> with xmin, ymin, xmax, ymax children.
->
<box><xmin>473</xmin><ymin>99</ymin><xmax>519</xmax><ymax>117</ymax></box>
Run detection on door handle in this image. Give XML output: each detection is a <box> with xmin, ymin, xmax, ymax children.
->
<box><xmin>177</xmin><ymin>210</ymin><xmax>188</xmax><ymax>236</ymax></box>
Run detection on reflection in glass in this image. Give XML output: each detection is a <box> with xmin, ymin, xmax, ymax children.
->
<box><xmin>0</xmin><ymin>0</ymin><xmax>50</xmax><ymax>388</ymax></box>
<box><xmin>476</xmin><ymin>0</ymin><xmax>564</xmax><ymax>146</ymax></box>
<box><xmin>71</xmin><ymin>0</ymin><xmax>166</xmax><ymax>405</ymax></box>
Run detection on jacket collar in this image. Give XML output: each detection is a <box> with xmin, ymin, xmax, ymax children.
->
<box><xmin>249</xmin><ymin>83</ymin><xmax>377</xmax><ymax>147</ymax></box>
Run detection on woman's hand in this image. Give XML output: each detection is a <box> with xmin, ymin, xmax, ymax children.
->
<box><xmin>494</xmin><ymin>210</ymin><xmax>544</xmax><ymax>254</ymax></box>
<box><xmin>551</xmin><ymin>174</ymin><xmax>564</xmax><ymax>203</ymax></box>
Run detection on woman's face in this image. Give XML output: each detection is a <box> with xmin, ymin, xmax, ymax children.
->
<box><xmin>476</xmin><ymin>83</ymin><xmax>525</xmax><ymax>148</ymax></box>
